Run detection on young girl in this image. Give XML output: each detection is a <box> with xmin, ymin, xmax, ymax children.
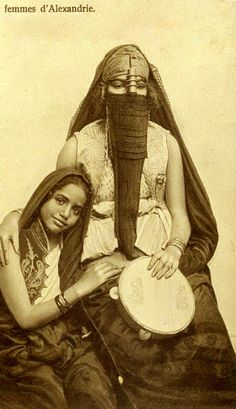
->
<box><xmin>0</xmin><ymin>166</ymin><xmax>121</xmax><ymax>409</ymax></box>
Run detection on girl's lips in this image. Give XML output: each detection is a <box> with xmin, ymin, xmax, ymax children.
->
<box><xmin>52</xmin><ymin>217</ymin><xmax>67</xmax><ymax>227</ymax></box>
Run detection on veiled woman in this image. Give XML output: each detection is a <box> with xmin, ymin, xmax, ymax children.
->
<box><xmin>1</xmin><ymin>45</ymin><xmax>236</xmax><ymax>408</ymax></box>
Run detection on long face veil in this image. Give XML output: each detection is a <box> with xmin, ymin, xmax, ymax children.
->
<box><xmin>106</xmin><ymin>93</ymin><xmax>149</xmax><ymax>258</ymax></box>
<box><xmin>67</xmin><ymin>44</ymin><xmax>218</xmax><ymax>277</ymax></box>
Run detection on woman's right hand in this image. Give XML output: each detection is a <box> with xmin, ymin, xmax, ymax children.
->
<box><xmin>0</xmin><ymin>211</ymin><xmax>20</xmax><ymax>266</ymax></box>
<box><xmin>73</xmin><ymin>262</ymin><xmax>121</xmax><ymax>298</ymax></box>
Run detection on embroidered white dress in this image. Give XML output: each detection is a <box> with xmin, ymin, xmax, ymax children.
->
<box><xmin>74</xmin><ymin>119</ymin><xmax>172</xmax><ymax>262</ymax></box>
<box><xmin>34</xmin><ymin>243</ymin><xmax>61</xmax><ymax>304</ymax></box>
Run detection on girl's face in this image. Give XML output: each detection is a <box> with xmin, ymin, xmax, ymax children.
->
<box><xmin>40</xmin><ymin>183</ymin><xmax>87</xmax><ymax>234</ymax></box>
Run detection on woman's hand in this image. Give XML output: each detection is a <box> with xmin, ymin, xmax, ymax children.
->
<box><xmin>0</xmin><ymin>212</ymin><xmax>20</xmax><ymax>266</ymax></box>
<box><xmin>147</xmin><ymin>245</ymin><xmax>182</xmax><ymax>280</ymax></box>
<box><xmin>74</xmin><ymin>262</ymin><xmax>122</xmax><ymax>298</ymax></box>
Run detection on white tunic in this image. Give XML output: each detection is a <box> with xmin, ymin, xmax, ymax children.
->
<box><xmin>74</xmin><ymin>119</ymin><xmax>172</xmax><ymax>261</ymax></box>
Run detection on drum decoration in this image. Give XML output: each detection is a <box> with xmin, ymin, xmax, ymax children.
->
<box><xmin>109</xmin><ymin>256</ymin><xmax>195</xmax><ymax>340</ymax></box>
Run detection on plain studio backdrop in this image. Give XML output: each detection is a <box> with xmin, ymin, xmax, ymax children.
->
<box><xmin>0</xmin><ymin>0</ymin><xmax>235</xmax><ymax>348</ymax></box>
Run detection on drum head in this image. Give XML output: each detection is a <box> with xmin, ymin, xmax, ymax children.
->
<box><xmin>118</xmin><ymin>256</ymin><xmax>195</xmax><ymax>335</ymax></box>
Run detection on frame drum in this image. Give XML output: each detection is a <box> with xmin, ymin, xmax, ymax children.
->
<box><xmin>110</xmin><ymin>256</ymin><xmax>195</xmax><ymax>339</ymax></box>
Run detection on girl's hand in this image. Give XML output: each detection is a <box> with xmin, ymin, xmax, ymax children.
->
<box><xmin>147</xmin><ymin>246</ymin><xmax>182</xmax><ymax>280</ymax></box>
<box><xmin>0</xmin><ymin>212</ymin><xmax>20</xmax><ymax>266</ymax></box>
<box><xmin>74</xmin><ymin>262</ymin><xmax>122</xmax><ymax>297</ymax></box>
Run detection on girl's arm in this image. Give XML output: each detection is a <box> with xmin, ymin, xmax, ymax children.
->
<box><xmin>0</xmin><ymin>211</ymin><xmax>21</xmax><ymax>266</ymax></box>
<box><xmin>148</xmin><ymin>133</ymin><xmax>191</xmax><ymax>279</ymax></box>
<box><xmin>0</xmin><ymin>242</ymin><xmax>121</xmax><ymax>330</ymax></box>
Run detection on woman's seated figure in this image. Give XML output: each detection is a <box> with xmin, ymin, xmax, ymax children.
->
<box><xmin>57</xmin><ymin>45</ymin><xmax>236</xmax><ymax>408</ymax></box>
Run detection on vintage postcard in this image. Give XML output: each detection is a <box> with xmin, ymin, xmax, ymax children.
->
<box><xmin>0</xmin><ymin>0</ymin><xmax>235</xmax><ymax>408</ymax></box>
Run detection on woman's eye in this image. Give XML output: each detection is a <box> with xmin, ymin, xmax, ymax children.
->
<box><xmin>137</xmin><ymin>83</ymin><xmax>146</xmax><ymax>89</ymax></box>
<box><xmin>111</xmin><ymin>82</ymin><xmax>124</xmax><ymax>88</ymax></box>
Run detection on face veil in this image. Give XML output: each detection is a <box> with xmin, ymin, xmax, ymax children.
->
<box><xmin>106</xmin><ymin>93</ymin><xmax>149</xmax><ymax>258</ymax></box>
<box><xmin>67</xmin><ymin>44</ymin><xmax>218</xmax><ymax>277</ymax></box>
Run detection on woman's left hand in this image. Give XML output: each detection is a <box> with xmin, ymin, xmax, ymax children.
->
<box><xmin>147</xmin><ymin>245</ymin><xmax>182</xmax><ymax>280</ymax></box>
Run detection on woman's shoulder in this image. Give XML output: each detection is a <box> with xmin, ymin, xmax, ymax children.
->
<box><xmin>148</xmin><ymin>121</ymin><xmax>170</xmax><ymax>136</ymax></box>
<box><xmin>74</xmin><ymin>119</ymin><xmax>106</xmax><ymax>142</ymax></box>
<box><xmin>148</xmin><ymin>121</ymin><xmax>178</xmax><ymax>148</ymax></box>
<box><xmin>57</xmin><ymin>119</ymin><xmax>106</xmax><ymax>169</ymax></box>
<box><xmin>147</xmin><ymin>121</ymin><xmax>170</xmax><ymax>151</ymax></box>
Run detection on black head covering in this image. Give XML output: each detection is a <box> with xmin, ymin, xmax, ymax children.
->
<box><xmin>19</xmin><ymin>165</ymin><xmax>93</xmax><ymax>291</ymax></box>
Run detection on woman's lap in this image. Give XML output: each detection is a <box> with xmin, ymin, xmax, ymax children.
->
<box><xmin>83</xmin><ymin>270</ymin><xmax>236</xmax><ymax>408</ymax></box>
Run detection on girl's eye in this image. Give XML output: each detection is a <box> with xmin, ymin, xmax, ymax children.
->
<box><xmin>55</xmin><ymin>197</ymin><xmax>65</xmax><ymax>205</ymax></box>
<box><xmin>73</xmin><ymin>207</ymin><xmax>82</xmax><ymax>216</ymax></box>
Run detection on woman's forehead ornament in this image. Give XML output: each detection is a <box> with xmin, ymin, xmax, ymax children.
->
<box><xmin>127</xmin><ymin>56</ymin><xmax>140</xmax><ymax>94</ymax></box>
<box><xmin>102</xmin><ymin>46</ymin><xmax>149</xmax><ymax>82</ymax></box>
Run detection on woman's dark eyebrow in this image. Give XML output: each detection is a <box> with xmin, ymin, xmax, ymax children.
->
<box><xmin>110</xmin><ymin>79</ymin><xmax>126</xmax><ymax>84</ymax></box>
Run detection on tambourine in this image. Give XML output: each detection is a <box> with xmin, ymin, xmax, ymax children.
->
<box><xmin>109</xmin><ymin>256</ymin><xmax>195</xmax><ymax>340</ymax></box>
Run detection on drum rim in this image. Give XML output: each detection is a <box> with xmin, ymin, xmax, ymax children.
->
<box><xmin>118</xmin><ymin>256</ymin><xmax>196</xmax><ymax>335</ymax></box>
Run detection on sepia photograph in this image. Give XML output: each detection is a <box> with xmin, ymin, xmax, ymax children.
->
<box><xmin>0</xmin><ymin>1</ymin><xmax>236</xmax><ymax>407</ymax></box>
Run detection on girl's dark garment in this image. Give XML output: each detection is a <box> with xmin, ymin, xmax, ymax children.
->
<box><xmin>0</xmin><ymin>168</ymin><xmax>120</xmax><ymax>409</ymax></box>
<box><xmin>0</xmin><ymin>299</ymin><xmax>118</xmax><ymax>409</ymax></box>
